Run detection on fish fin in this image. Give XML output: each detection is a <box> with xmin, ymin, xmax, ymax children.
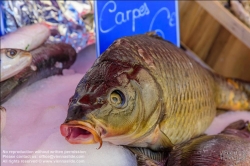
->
<box><xmin>159</xmin><ymin>129</ymin><xmax>174</xmax><ymax>148</ymax></box>
<box><xmin>145</xmin><ymin>32</ymin><xmax>164</xmax><ymax>40</ymax></box>
<box><xmin>214</xmin><ymin>76</ymin><xmax>250</xmax><ymax>110</ymax></box>
<box><xmin>147</xmin><ymin>126</ymin><xmax>174</xmax><ymax>151</ymax></box>
<box><xmin>224</xmin><ymin>120</ymin><xmax>247</xmax><ymax>130</ymax></box>
<box><xmin>221</xmin><ymin>120</ymin><xmax>250</xmax><ymax>138</ymax></box>
<box><xmin>126</xmin><ymin>146</ymin><xmax>169</xmax><ymax>166</ymax></box>
<box><xmin>145</xmin><ymin>32</ymin><xmax>175</xmax><ymax>46</ymax></box>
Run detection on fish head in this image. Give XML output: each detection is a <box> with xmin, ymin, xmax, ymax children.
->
<box><xmin>1</xmin><ymin>48</ymin><xmax>32</xmax><ymax>81</ymax></box>
<box><xmin>60</xmin><ymin>60</ymin><xmax>163</xmax><ymax>148</ymax></box>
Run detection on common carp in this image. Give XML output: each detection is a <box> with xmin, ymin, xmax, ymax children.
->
<box><xmin>60</xmin><ymin>33</ymin><xmax>250</xmax><ymax>152</ymax></box>
<box><xmin>0</xmin><ymin>49</ymin><xmax>32</xmax><ymax>82</ymax></box>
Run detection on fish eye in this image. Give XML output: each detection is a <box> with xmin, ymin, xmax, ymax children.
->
<box><xmin>6</xmin><ymin>49</ymin><xmax>18</xmax><ymax>59</ymax></box>
<box><xmin>110</xmin><ymin>90</ymin><xmax>125</xmax><ymax>107</ymax></box>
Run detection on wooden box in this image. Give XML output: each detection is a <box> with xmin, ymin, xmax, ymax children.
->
<box><xmin>179</xmin><ymin>1</ymin><xmax>250</xmax><ymax>81</ymax></box>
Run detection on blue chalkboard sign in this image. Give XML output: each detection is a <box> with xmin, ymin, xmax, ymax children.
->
<box><xmin>94</xmin><ymin>0</ymin><xmax>180</xmax><ymax>56</ymax></box>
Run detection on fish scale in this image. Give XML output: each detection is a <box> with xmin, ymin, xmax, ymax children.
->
<box><xmin>128</xmin><ymin>36</ymin><xmax>217</xmax><ymax>144</ymax></box>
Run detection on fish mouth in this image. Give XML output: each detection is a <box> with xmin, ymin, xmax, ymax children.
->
<box><xmin>60</xmin><ymin>120</ymin><xmax>102</xmax><ymax>149</ymax></box>
<box><xmin>21</xmin><ymin>52</ymin><xmax>33</xmax><ymax>62</ymax></box>
<box><xmin>21</xmin><ymin>51</ymin><xmax>32</xmax><ymax>57</ymax></box>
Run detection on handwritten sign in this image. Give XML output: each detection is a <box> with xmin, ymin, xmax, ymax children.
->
<box><xmin>94</xmin><ymin>1</ymin><xmax>180</xmax><ymax>56</ymax></box>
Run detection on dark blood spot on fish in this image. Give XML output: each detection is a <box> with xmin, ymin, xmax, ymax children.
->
<box><xmin>79</xmin><ymin>95</ymin><xmax>91</xmax><ymax>104</ymax></box>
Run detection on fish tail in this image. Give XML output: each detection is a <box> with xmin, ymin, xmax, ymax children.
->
<box><xmin>214</xmin><ymin>75</ymin><xmax>250</xmax><ymax>111</ymax></box>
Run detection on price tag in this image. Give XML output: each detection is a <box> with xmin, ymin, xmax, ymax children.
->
<box><xmin>94</xmin><ymin>0</ymin><xmax>180</xmax><ymax>56</ymax></box>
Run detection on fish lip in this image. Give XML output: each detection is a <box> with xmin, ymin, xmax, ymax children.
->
<box><xmin>60</xmin><ymin>120</ymin><xmax>103</xmax><ymax>149</ymax></box>
<box><xmin>19</xmin><ymin>51</ymin><xmax>32</xmax><ymax>65</ymax></box>
<box><xmin>22</xmin><ymin>52</ymin><xmax>32</xmax><ymax>57</ymax></box>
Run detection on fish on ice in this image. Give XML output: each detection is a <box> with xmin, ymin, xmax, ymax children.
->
<box><xmin>60</xmin><ymin>33</ymin><xmax>250</xmax><ymax>163</ymax></box>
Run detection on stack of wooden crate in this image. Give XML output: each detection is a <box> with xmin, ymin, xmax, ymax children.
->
<box><xmin>179</xmin><ymin>1</ymin><xmax>250</xmax><ymax>81</ymax></box>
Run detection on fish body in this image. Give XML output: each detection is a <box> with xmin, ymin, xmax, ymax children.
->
<box><xmin>0</xmin><ymin>23</ymin><xmax>50</xmax><ymax>51</ymax></box>
<box><xmin>128</xmin><ymin>120</ymin><xmax>250</xmax><ymax>166</ymax></box>
<box><xmin>0</xmin><ymin>43</ymin><xmax>76</xmax><ymax>103</ymax></box>
<box><xmin>60</xmin><ymin>34</ymin><xmax>250</xmax><ymax>151</ymax></box>
<box><xmin>1</xmin><ymin>49</ymin><xmax>32</xmax><ymax>82</ymax></box>
<box><xmin>168</xmin><ymin>135</ymin><xmax>250</xmax><ymax>166</ymax></box>
<box><xmin>166</xmin><ymin>120</ymin><xmax>250</xmax><ymax>166</ymax></box>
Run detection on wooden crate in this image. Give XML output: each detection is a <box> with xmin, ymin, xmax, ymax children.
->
<box><xmin>179</xmin><ymin>1</ymin><xmax>250</xmax><ymax>81</ymax></box>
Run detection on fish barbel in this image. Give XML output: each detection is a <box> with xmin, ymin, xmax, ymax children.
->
<box><xmin>1</xmin><ymin>49</ymin><xmax>32</xmax><ymax>82</ymax></box>
<box><xmin>60</xmin><ymin>33</ymin><xmax>250</xmax><ymax>151</ymax></box>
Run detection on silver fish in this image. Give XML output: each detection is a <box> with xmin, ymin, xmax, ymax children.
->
<box><xmin>1</xmin><ymin>48</ymin><xmax>32</xmax><ymax>82</ymax></box>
